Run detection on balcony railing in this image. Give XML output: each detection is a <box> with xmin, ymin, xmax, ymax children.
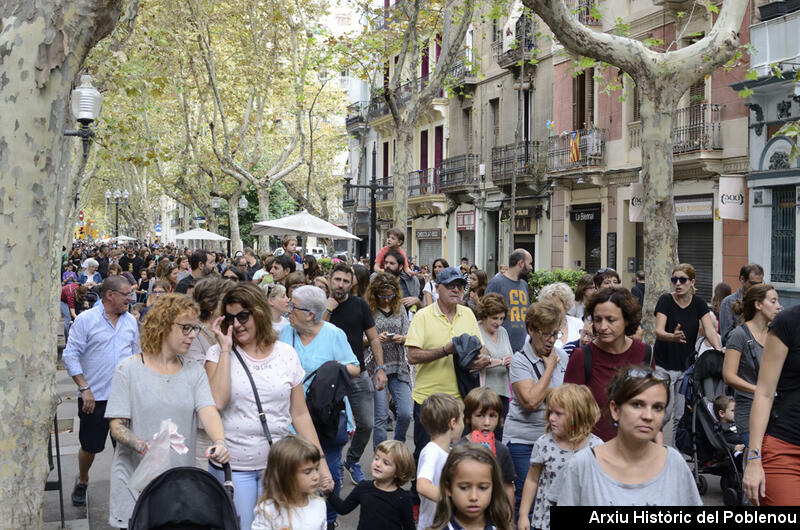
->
<box><xmin>566</xmin><ymin>0</ymin><xmax>600</xmax><ymax>25</ymax></box>
<box><xmin>439</xmin><ymin>154</ymin><xmax>481</xmax><ymax>189</ymax></box>
<box><xmin>342</xmin><ymin>185</ymin><xmax>369</xmax><ymax>210</ymax></box>
<box><xmin>408</xmin><ymin>168</ymin><xmax>440</xmax><ymax>196</ymax></box>
<box><xmin>547</xmin><ymin>128</ymin><xmax>606</xmax><ymax>171</ymax></box>
<box><xmin>750</xmin><ymin>10</ymin><xmax>800</xmax><ymax>76</ymax></box>
<box><xmin>345</xmin><ymin>101</ymin><xmax>369</xmax><ymax>130</ymax></box>
<box><xmin>377</xmin><ymin>176</ymin><xmax>394</xmax><ymax>201</ymax></box>
<box><xmin>491</xmin><ymin>141</ymin><xmax>547</xmax><ymax>184</ymax></box>
<box><xmin>450</xmin><ymin>52</ymin><xmax>479</xmax><ymax>85</ymax></box>
<box><xmin>493</xmin><ymin>18</ymin><xmax>537</xmax><ymax>69</ymax></box>
<box><xmin>368</xmin><ymin>81</ymin><xmax>415</xmax><ymax>119</ymax></box>
<box><xmin>673</xmin><ymin>103</ymin><xmax>724</xmax><ymax>153</ymax></box>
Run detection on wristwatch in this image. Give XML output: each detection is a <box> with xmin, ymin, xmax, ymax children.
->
<box><xmin>78</xmin><ymin>385</ymin><xmax>90</xmax><ymax>393</ymax></box>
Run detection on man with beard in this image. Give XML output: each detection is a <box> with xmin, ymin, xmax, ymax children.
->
<box><xmin>485</xmin><ymin>249</ymin><xmax>533</xmax><ymax>353</ymax></box>
<box><xmin>324</xmin><ymin>262</ymin><xmax>387</xmax><ymax>484</ymax></box>
<box><xmin>382</xmin><ymin>249</ymin><xmax>422</xmax><ymax>317</ymax></box>
<box><xmin>174</xmin><ymin>249</ymin><xmax>216</xmax><ymax>294</ymax></box>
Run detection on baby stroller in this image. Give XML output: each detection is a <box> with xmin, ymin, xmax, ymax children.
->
<box><xmin>675</xmin><ymin>349</ymin><xmax>743</xmax><ymax>506</ymax></box>
<box><xmin>129</xmin><ymin>462</ymin><xmax>239</xmax><ymax>529</ymax></box>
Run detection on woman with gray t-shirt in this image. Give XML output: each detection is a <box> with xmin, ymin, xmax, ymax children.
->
<box><xmin>552</xmin><ymin>366</ymin><xmax>702</xmax><ymax>506</ymax></box>
<box><xmin>722</xmin><ymin>284</ymin><xmax>781</xmax><ymax>445</ymax></box>
<box><xmin>503</xmin><ymin>300</ymin><xmax>568</xmax><ymax>515</ymax></box>
<box><xmin>477</xmin><ymin>293</ymin><xmax>514</xmax><ymax>439</ymax></box>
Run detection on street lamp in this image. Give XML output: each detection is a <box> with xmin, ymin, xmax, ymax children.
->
<box><xmin>343</xmin><ymin>142</ymin><xmax>393</xmax><ymax>271</ymax></box>
<box><xmin>238</xmin><ymin>196</ymin><xmax>249</xmax><ymax>210</ymax></box>
<box><xmin>64</xmin><ymin>74</ymin><xmax>103</xmax><ymax>160</ymax></box>
<box><xmin>106</xmin><ymin>188</ymin><xmax>129</xmax><ymax>238</ymax></box>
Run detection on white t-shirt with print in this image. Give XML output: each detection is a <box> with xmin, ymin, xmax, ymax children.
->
<box><xmin>206</xmin><ymin>341</ymin><xmax>305</xmax><ymax>470</ymax></box>
<box><xmin>252</xmin><ymin>496</ymin><xmax>326</xmax><ymax>530</ymax></box>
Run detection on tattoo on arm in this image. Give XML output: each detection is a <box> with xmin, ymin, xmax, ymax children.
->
<box><xmin>110</xmin><ymin>419</ymin><xmax>141</xmax><ymax>451</ymax></box>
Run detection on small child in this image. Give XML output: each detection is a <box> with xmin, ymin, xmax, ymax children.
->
<box><xmin>374</xmin><ymin>228</ymin><xmax>414</xmax><ymax>276</ymax></box>
<box><xmin>518</xmin><ymin>384</ymin><xmax>603</xmax><ymax>530</ymax></box>
<box><xmin>327</xmin><ymin>440</ymin><xmax>415</xmax><ymax>530</ymax></box>
<box><xmin>282</xmin><ymin>235</ymin><xmax>303</xmax><ymax>268</ymax></box>
<box><xmin>416</xmin><ymin>393</ymin><xmax>464</xmax><ymax>530</ymax></box>
<box><xmin>428</xmin><ymin>444</ymin><xmax>513</xmax><ymax>530</ymax></box>
<box><xmin>130</xmin><ymin>303</ymin><xmax>145</xmax><ymax>322</ymax></box>
<box><xmin>252</xmin><ymin>436</ymin><xmax>326</xmax><ymax>530</ymax></box>
<box><xmin>459</xmin><ymin>387</ymin><xmax>516</xmax><ymax>508</ymax></box>
<box><xmin>713</xmin><ymin>395</ymin><xmax>744</xmax><ymax>453</ymax></box>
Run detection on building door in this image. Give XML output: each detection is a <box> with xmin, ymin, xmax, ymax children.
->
<box><xmin>585</xmin><ymin>218</ymin><xmax>601</xmax><ymax>274</ymax></box>
<box><xmin>514</xmin><ymin>234</ymin><xmax>535</xmax><ymax>266</ymax></box>
<box><xmin>677</xmin><ymin>221</ymin><xmax>714</xmax><ymax>301</ymax></box>
<box><xmin>420</xmin><ymin>130</ymin><xmax>429</xmax><ymax>170</ymax></box>
<box><xmin>418</xmin><ymin>239</ymin><xmax>442</xmax><ymax>269</ymax></box>
<box><xmin>460</xmin><ymin>230</ymin><xmax>476</xmax><ymax>267</ymax></box>
<box><xmin>771</xmin><ymin>186</ymin><xmax>796</xmax><ymax>283</ymax></box>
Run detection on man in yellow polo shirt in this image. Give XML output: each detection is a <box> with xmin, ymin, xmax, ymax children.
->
<box><xmin>407</xmin><ymin>266</ymin><xmax>489</xmax><ymax>461</ymax></box>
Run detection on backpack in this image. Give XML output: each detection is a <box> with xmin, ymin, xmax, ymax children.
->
<box><xmin>582</xmin><ymin>342</ymin><xmax>653</xmax><ymax>383</ymax></box>
<box><xmin>303</xmin><ymin>360</ymin><xmax>352</xmax><ymax>443</ymax></box>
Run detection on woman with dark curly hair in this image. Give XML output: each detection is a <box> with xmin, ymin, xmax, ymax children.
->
<box><xmin>302</xmin><ymin>254</ymin><xmax>323</xmax><ymax>282</ymax></box>
<box><xmin>365</xmin><ymin>272</ymin><xmax>412</xmax><ymax>447</ymax></box>
<box><xmin>564</xmin><ymin>287</ymin><xmax>654</xmax><ymax>441</ymax></box>
<box><xmin>105</xmin><ymin>294</ymin><xmax>230</xmax><ymax>528</ymax></box>
<box><xmin>351</xmin><ymin>263</ymin><xmax>370</xmax><ymax>298</ymax></box>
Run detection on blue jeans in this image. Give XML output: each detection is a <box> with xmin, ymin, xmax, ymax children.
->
<box><xmin>507</xmin><ymin>442</ymin><xmax>533</xmax><ymax>521</ymax></box>
<box><xmin>208</xmin><ymin>466</ymin><xmax>263</xmax><ymax>530</ymax></box>
<box><xmin>60</xmin><ymin>302</ymin><xmax>71</xmax><ymax>340</ymax></box>
<box><xmin>322</xmin><ymin>411</ymin><xmax>349</xmax><ymax>523</ymax></box>
<box><xmin>373</xmin><ymin>375</ymin><xmax>412</xmax><ymax>448</ymax></box>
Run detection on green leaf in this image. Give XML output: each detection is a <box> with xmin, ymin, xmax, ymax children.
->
<box><xmin>745</xmin><ymin>69</ymin><xmax>758</xmax><ymax>81</ymax></box>
<box><xmin>737</xmin><ymin>87</ymin><xmax>754</xmax><ymax>98</ymax></box>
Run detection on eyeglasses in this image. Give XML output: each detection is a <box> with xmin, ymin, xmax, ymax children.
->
<box><xmin>151</xmin><ymin>290</ymin><xmax>167</xmax><ymax>296</ymax></box>
<box><xmin>224</xmin><ymin>310</ymin><xmax>251</xmax><ymax>325</ymax></box>
<box><xmin>377</xmin><ymin>293</ymin><xmax>396</xmax><ymax>299</ymax></box>
<box><xmin>625</xmin><ymin>367</ymin><xmax>671</xmax><ymax>385</ymax></box>
<box><xmin>288</xmin><ymin>301</ymin><xmax>311</xmax><ymax>313</ymax></box>
<box><xmin>112</xmin><ymin>289</ymin><xmax>133</xmax><ymax>297</ymax></box>
<box><xmin>174</xmin><ymin>323</ymin><xmax>202</xmax><ymax>336</ymax></box>
<box><xmin>536</xmin><ymin>329</ymin><xmax>563</xmax><ymax>341</ymax></box>
<box><xmin>670</xmin><ymin>276</ymin><xmax>689</xmax><ymax>285</ymax></box>
<box><xmin>442</xmin><ymin>283</ymin><xmax>465</xmax><ymax>291</ymax></box>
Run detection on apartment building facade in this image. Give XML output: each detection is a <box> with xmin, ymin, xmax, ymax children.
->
<box><xmin>343</xmin><ymin>0</ymin><xmax>754</xmax><ymax>294</ymax></box>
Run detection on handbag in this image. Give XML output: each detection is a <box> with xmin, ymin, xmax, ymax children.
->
<box><xmin>231</xmin><ymin>346</ymin><xmax>273</xmax><ymax>445</ymax></box>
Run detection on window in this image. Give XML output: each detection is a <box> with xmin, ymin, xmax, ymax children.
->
<box><xmin>573</xmin><ymin>68</ymin><xmax>594</xmax><ymax>130</ymax></box>
<box><xmin>463</xmin><ymin>108</ymin><xmax>473</xmax><ymax>153</ymax></box>
<box><xmin>489</xmin><ymin>98</ymin><xmax>500</xmax><ymax>149</ymax></box>
<box><xmin>689</xmin><ymin>80</ymin><xmax>705</xmax><ymax>106</ymax></box>
<box><xmin>632</xmin><ymin>85</ymin><xmax>641</xmax><ymax>121</ymax></box>
<box><xmin>771</xmin><ymin>186</ymin><xmax>796</xmax><ymax>283</ymax></box>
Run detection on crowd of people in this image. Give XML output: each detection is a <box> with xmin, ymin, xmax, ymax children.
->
<box><xmin>60</xmin><ymin>229</ymin><xmax>800</xmax><ymax>530</ymax></box>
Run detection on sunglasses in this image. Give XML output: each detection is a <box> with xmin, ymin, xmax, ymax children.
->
<box><xmin>174</xmin><ymin>323</ymin><xmax>202</xmax><ymax>336</ymax></box>
<box><xmin>377</xmin><ymin>293</ymin><xmax>396</xmax><ymax>299</ymax></box>
<box><xmin>670</xmin><ymin>276</ymin><xmax>689</xmax><ymax>285</ymax></box>
<box><xmin>597</xmin><ymin>268</ymin><xmax>616</xmax><ymax>274</ymax></box>
<box><xmin>225</xmin><ymin>310</ymin><xmax>251</xmax><ymax>325</ymax></box>
<box><xmin>625</xmin><ymin>367</ymin><xmax>671</xmax><ymax>385</ymax></box>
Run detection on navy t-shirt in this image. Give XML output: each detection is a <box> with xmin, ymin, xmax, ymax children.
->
<box><xmin>653</xmin><ymin>293</ymin><xmax>710</xmax><ymax>371</ymax></box>
<box><xmin>765</xmin><ymin>305</ymin><xmax>800</xmax><ymax>446</ymax></box>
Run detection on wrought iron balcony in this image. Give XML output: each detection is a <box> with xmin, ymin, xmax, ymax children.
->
<box><xmin>493</xmin><ymin>17</ymin><xmax>537</xmax><ymax>70</ymax></box>
<box><xmin>342</xmin><ymin>183</ymin><xmax>355</xmax><ymax>208</ymax></box>
<box><xmin>368</xmin><ymin>81</ymin><xmax>415</xmax><ymax>119</ymax></box>
<box><xmin>566</xmin><ymin>0</ymin><xmax>600</xmax><ymax>25</ymax></box>
<box><xmin>449</xmin><ymin>53</ymin><xmax>479</xmax><ymax>86</ymax></box>
<box><xmin>547</xmin><ymin>128</ymin><xmax>606</xmax><ymax>172</ymax></box>
<box><xmin>673</xmin><ymin>103</ymin><xmax>724</xmax><ymax>153</ymax></box>
<box><xmin>345</xmin><ymin>101</ymin><xmax>369</xmax><ymax>131</ymax></box>
<box><xmin>439</xmin><ymin>154</ymin><xmax>481</xmax><ymax>190</ymax></box>
<box><xmin>376</xmin><ymin>176</ymin><xmax>394</xmax><ymax>202</ymax></box>
<box><xmin>408</xmin><ymin>168</ymin><xmax>440</xmax><ymax>196</ymax></box>
<box><xmin>491</xmin><ymin>141</ymin><xmax>547</xmax><ymax>186</ymax></box>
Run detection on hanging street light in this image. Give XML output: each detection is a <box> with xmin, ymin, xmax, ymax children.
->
<box><xmin>64</xmin><ymin>74</ymin><xmax>103</xmax><ymax>160</ymax></box>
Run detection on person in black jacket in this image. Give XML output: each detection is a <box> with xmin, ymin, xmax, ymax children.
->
<box><xmin>631</xmin><ymin>270</ymin><xmax>645</xmax><ymax>307</ymax></box>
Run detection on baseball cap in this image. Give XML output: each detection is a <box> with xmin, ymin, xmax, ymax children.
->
<box><xmin>436</xmin><ymin>267</ymin><xmax>467</xmax><ymax>286</ymax></box>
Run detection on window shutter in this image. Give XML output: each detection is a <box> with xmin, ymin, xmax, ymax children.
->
<box><xmin>586</xmin><ymin>68</ymin><xmax>595</xmax><ymax>127</ymax></box>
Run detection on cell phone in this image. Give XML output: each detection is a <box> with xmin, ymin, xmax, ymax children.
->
<box><xmin>386</xmin><ymin>333</ymin><xmax>396</xmax><ymax>338</ymax></box>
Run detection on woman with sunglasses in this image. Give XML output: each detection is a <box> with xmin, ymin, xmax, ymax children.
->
<box><xmin>654</xmin><ymin>263</ymin><xmax>720</xmax><ymax>444</ymax></box>
<box><xmin>278</xmin><ymin>285</ymin><xmax>360</xmax><ymax>528</ymax></box>
<box><xmin>205</xmin><ymin>283</ymin><xmax>334</xmax><ymax>530</ymax></box>
<box><xmin>105</xmin><ymin>294</ymin><xmax>232</xmax><ymax>528</ymax></box>
<box><xmin>364</xmin><ymin>272</ymin><xmax>411</xmax><ymax>447</ymax></box>
<box><xmin>564</xmin><ymin>287</ymin><xmax>654</xmax><ymax>442</ymax></box>
<box><xmin>553</xmin><ymin>365</ymin><xmax>702</xmax><ymax>506</ymax></box>
<box><xmin>503</xmin><ymin>300</ymin><xmax>569</xmax><ymax>517</ymax></box>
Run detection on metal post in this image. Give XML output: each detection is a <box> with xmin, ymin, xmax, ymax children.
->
<box><xmin>114</xmin><ymin>198</ymin><xmax>119</xmax><ymax>238</ymax></box>
<box><xmin>369</xmin><ymin>142</ymin><xmax>377</xmax><ymax>272</ymax></box>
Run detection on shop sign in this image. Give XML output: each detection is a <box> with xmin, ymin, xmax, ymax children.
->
<box><xmin>456</xmin><ymin>210</ymin><xmax>476</xmax><ymax>231</ymax></box>
<box><xmin>570</xmin><ymin>207</ymin><xmax>600</xmax><ymax>222</ymax></box>
<box><xmin>416</xmin><ymin>228</ymin><xmax>442</xmax><ymax>240</ymax></box>
<box><xmin>675</xmin><ymin>199</ymin><xmax>713</xmax><ymax>219</ymax></box>
<box><xmin>718</xmin><ymin>176</ymin><xmax>746</xmax><ymax>221</ymax></box>
<box><xmin>629</xmin><ymin>183</ymin><xmax>644</xmax><ymax>223</ymax></box>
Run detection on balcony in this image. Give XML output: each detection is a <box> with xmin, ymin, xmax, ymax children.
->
<box><xmin>750</xmin><ymin>10</ymin><xmax>800</xmax><ymax>77</ymax></box>
<box><xmin>566</xmin><ymin>0</ymin><xmax>600</xmax><ymax>25</ymax></box>
<box><xmin>368</xmin><ymin>81</ymin><xmax>414</xmax><ymax>119</ymax></box>
<box><xmin>439</xmin><ymin>154</ymin><xmax>481</xmax><ymax>191</ymax></box>
<box><xmin>345</xmin><ymin>101</ymin><xmax>369</xmax><ymax>133</ymax></box>
<box><xmin>491</xmin><ymin>141</ymin><xmax>547</xmax><ymax>186</ymax></box>
<box><xmin>376</xmin><ymin>176</ymin><xmax>394</xmax><ymax>202</ymax></box>
<box><xmin>493</xmin><ymin>18</ymin><xmax>537</xmax><ymax>70</ymax></box>
<box><xmin>547</xmin><ymin>128</ymin><xmax>606</xmax><ymax>172</ymax></box>
<box><xmin>342</xmin><ymin>184</ymin><xmax>370</xmax><ymax>211</ymax></box>
<box><xmin>628</xmin><ymin>104</ymin><xmax>724</xmax><ymax>153</ymax></box>
<box><xmin>408</xmin><ymin>168</ymin><xmax>441</xmax><ymax>196</ymax></box>
<box><xmin>450</xmin><ymin>53</ymin><xmax>479</xmax><ymax>87</ymax></box>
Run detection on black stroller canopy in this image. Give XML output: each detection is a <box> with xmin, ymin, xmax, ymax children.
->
<box><xmin>129</xmin><ymin>466</ymin><xmax>239</xmax><ymax>530</ymax></box>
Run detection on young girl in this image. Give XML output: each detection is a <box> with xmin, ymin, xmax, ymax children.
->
<box><xmin>327</xmin><ymin>440</ymin><xmax>415</xmax><ymax>530</ymax></box>
<box><xmin>518</xmin><ymin>384</ymin><xmax>602</xmax><ymax>530</ymax></box>
<box><xmin>429</xmin><ymin>444</ymin><xmax>513</xmax><ymax>530</ymax></box>
<box><xmin>252</xmin><ymin>436</ymin><xmax>326</xmax><ymax>530</ymax></box>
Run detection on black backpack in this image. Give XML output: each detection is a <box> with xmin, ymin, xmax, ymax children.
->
<box><xmin>303</xmin><ymin>360</ymin><xmax>352</xmax><ymax>443</ymax></box>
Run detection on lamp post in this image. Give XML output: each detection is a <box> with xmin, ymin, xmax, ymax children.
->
<box><xmin>238</xmin><ymin>195</ymin><xmax>249</xmax><ymax>253</ymax></box>
<box><xmin>64</xmin><ymin>74</ymin><xmax>103</xmax><ymax>160</ymax></box>
<box><xmin>212</xmin><ymin>197</ymin><xmax>232</xmax><ymax>256</ymax></box>
<box><xmin>343</xmin><ymin>142</ymin><xmax>392</xmax><ymax>271</ymax></box>
<box><xmin>106</xmin><ymin>188</ymin><xmax>128</xmax><ymax>238</ymax></box>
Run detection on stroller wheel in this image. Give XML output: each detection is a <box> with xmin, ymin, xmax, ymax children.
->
<box><xmin>696</xmin><ymin>475</ymin><xmax>708</xmax><ymax>495</ymax></box>
<box><xmin>723</xmin><ymin>487</ymin><xmax>739</xmax><ymax>506</ymax></box>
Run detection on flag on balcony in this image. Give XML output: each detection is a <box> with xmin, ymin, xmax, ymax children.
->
<box><xmin>569</xmin><ymin>130</ymin><xmax>581</xmax><ymax>163</ymax></box>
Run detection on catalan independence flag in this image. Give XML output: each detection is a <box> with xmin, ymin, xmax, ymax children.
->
<box><xmin>569</xmin><ymin>130</ymin><xmax>581</xmax><ymax>163</ymax></box>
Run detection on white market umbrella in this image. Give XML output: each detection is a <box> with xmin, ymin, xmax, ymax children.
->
<box><xmin>250</xmin><ymin>210</ymin><xmax>361</xmax><ymax>241</ymax></box>
<box><xmin>116</xmin><ymin>235</ymin><xmax>136</xmax><ymax>241</ymax></box>
<box><xmin>173</xmin><ymin>228</ymin><xmax>229</xmax><ymax>241</ymax></box>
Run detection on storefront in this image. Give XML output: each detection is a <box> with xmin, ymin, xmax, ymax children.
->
<box><xmin>416</xmin><ymin>228</ymin><xmax>443</xmax><ymax>269</ymax></box>
<box><xmin>570</xmin><ymin>205</ymin><xmax>602</xmax><ymax>273</ymax></box>
<box><xmin>675</xmin><ymin>197</ymin><xmax>714</xmax><ymax>302</ymax></box>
